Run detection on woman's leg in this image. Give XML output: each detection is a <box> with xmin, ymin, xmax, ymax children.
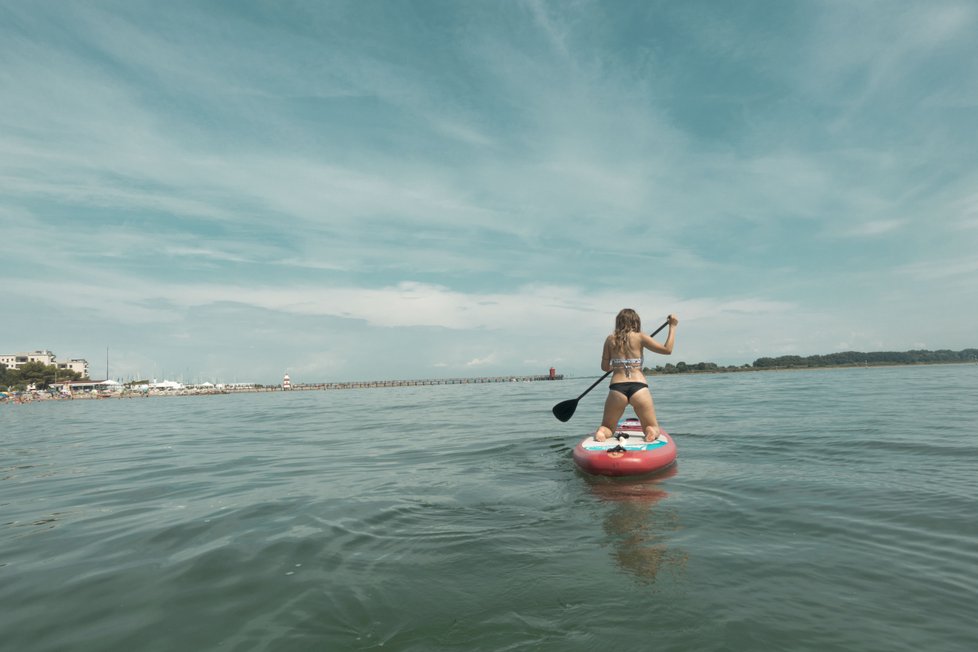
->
<box><xmin>629</xmin><ymin>388</ymin><xmax>661</xmax><ymax>441</ymax></box>
<box><xmin>595</xmin><ymin>389</ymin><xmax>629</xmax><ymax>441</ymax></box>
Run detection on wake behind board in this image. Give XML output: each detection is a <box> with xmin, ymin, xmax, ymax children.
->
<box><xmin>573</xmin><ymin>418</ymin><xmax>677</xmax><ymax>477</ymax></box>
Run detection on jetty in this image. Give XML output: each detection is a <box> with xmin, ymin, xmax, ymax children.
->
<box><xmin>290</xmin><ymin>374</ymin><xmax>563</xmax><ymax>391</ymax></box>
<box><xmin>2</xmin><ymin>373</ymin><xmax>566</xmax><ymax>404</ymax></box>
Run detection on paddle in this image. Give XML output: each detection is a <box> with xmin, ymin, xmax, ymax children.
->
<box><xmin>551</xmin><ymin>318</ymin><xmax>672</xmax><ymax>422</ymax></box>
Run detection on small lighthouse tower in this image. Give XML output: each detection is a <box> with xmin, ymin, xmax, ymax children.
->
<box><xmin>282</xmin><ymin>373</ymin><xmax>292</xmax><ymax>390</ymax></box>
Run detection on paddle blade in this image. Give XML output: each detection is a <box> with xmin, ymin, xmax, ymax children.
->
<box><xmin>552</xmin><ymin>398</ymin><xmax>578</xmax><ymax>422</ymax></box>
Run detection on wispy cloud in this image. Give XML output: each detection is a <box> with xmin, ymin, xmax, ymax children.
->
<box><xmin>841</xmin><ymin>219</ymin><xmax>906</xmax><ymax>237</ymax></box>
<box><xmin>466</xmin><ymin>353</ymin><xmax>498</xmax><ymax>367</ymax></box>
<box><xmin>897</xmin><ymin>257</ymin><xmax>978</xmax><ymax>281</ymax></box>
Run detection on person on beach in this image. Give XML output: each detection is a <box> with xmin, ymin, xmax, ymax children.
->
<box><xmin>594</xmin><ymin>309</ymin><xmax>678</xmax><ymax>443</ymax></box>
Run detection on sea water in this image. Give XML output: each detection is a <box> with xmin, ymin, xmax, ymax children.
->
<box><xmin>2</xmin><ymin>364</ymin><xmax>976</xmax><ymax>651</ymax></box>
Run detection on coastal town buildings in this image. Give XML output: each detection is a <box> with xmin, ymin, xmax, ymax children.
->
<box><xmin>0</xmin><ymin>350</ymin><xmax>89</xmax><ymax>377</ymax></box>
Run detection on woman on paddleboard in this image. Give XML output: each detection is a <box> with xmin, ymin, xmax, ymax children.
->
<box><xmin>594</xmin><ymin>309</ymin><xmax>678</xmax><ymax>443</ymax></box>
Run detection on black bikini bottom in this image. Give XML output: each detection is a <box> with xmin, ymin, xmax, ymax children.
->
<box><xmin>609</xmin><ymin>382</ymin><xmax>649</xmax><ymax>399</ymax></box>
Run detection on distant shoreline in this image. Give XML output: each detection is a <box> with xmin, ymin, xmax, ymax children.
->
<box><xmin>1</xmin><ymin>374</ymin><xmax>564</xmax><ymax>403</ymax></box>
<box><xmin>643</xmin><ymin>348</ymin><xmax>978</xmax><ymax>377</ymax></box>
<box><xmin>658</xmin><ymin>359</ymin><xmax>978</xmax><ymax>375</ymax></box>
<box><xmin>4</xmin><ymin>360</ymin><xmax>975</xmax><ymax>405</ymax></box>
<box><xmin>562</xmin><ymin>359</ymin><xmax>978</xmax><ymax>381</ymax></box>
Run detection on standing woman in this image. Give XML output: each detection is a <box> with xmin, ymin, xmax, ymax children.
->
<box><xmin>594</xmin><ymin>309</ymin><xmax>679</xmax><ymax>442</ymax></box>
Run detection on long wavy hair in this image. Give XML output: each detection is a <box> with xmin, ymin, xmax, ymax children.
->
<box><xmin>612</xmin><ymin>309</ymin><xmax>641</xmax><ymax>356</ymax></box>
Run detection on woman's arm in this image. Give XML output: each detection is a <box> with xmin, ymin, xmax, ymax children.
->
<box><xmin>642</xmin><ymin>314</ymin><xmax>678</xmax><ymax>355</ymax></box>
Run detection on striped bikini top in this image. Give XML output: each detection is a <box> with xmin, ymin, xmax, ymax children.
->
<box><xmin>610</xmin><ymin>356</ymin><xmax>643</xmax><ymax>378</ymax></box>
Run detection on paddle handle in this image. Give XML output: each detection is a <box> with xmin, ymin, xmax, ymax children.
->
<box><xmin>648</xmin><ymin>317</ymin><xmax>671</xmax><ymax>339</ymax></box>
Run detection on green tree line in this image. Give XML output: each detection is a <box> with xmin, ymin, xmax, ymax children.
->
<box><xmin>648</xmin><ymin>348</ymin><xmax>978</xmax><ymax>374</ymax></box>
<box><xmin>0</xmin><ymin>361</ymin><xmax>85</xmax><ymax>390</ymax></box>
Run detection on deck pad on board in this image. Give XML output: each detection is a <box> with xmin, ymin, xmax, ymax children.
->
<box><xmin>580</xmin><ymin>434</ymin><xmax>670</xmax><ymax>452</ymax></box>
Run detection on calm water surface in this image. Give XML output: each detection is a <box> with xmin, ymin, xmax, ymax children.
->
<box><xmin>2</xmin><ymin>365</ymin><xmax>977</xmax><ymax>651</ymax></box>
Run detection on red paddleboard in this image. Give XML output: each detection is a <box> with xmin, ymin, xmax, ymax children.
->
<box><xmin>573</xmin><ymin>418</ymin><xmax>677</xmax><ymax>477</ymax></box>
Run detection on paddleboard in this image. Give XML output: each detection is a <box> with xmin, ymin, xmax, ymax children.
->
<box><xmin>573</xmin><ymin>418</ymin><xmax>677</xmax><ymax>477</ymax></box>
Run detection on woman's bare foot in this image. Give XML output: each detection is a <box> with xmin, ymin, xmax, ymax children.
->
<box><xmin>595</xmin><ymin>427</ymin><xmax>613</xmax><ymax>442</ymax></box>
<box><xmin>644</xmin><ymin>426</ymin><xmax>661</xmax><ymax>442</ymax></box>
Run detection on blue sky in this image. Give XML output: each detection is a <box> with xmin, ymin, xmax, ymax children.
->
<box><xmin>2</xmin><ymin>0</ymin><xmax>976</xmax><ymax>384</ymax></box>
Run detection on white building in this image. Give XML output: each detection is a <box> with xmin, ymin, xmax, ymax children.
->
<box><xmin>51</xmin><ymin>379</ymin><xmax>121</xmax><ymax>393</ymax></box>
<box><xmin>0</xmin><ymin>350</ymin><xmax>89</xmax><ymax>377</ymax></box>
<box><xmin>57</xmin><ymin>359</ymin><xmax>89</xmax><ymax>376</ymax></box>
<box><xmin>0</xmin><ymin>350</ymin><xmax>55</xmax><ymax>367</ymax></box>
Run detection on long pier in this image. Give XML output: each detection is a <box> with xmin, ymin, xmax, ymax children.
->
<box><xmin>290</xmin><ymin>374</ymin><xmax>563</xmax><ymax>390</ymax></box>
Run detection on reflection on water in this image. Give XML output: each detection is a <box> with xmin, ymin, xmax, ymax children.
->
<box><xmin>584</xmin><ymin>466</ymin><xmax>688</xmax><ymax>584</ymax></box>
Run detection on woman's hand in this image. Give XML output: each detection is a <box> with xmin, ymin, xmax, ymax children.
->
<box><xmin>668</xmin><ymin>314</ymin><xmax>679</xmax><ymax>326</ymax></box>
